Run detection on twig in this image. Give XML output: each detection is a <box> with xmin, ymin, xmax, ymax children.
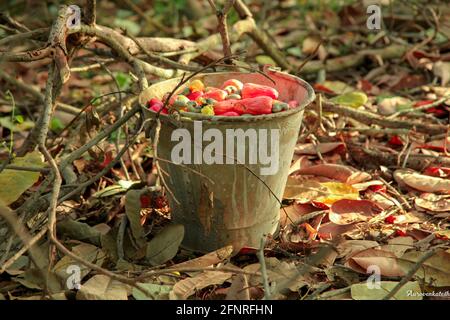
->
<box><xmin>208</xmin><ymin>0</ymin><xmax>236</xmax><ymax>63</ymax></box>
<box><xmin>84</xmin><ymin>0</ymin><xmax>96</xmax><ymax>25</ymax></box>
<box><xmin>292</xmin><ymin>210</ymin><xmax>328</xmax><ymax>227</ymax></box>
<box><xmin>382</xmin><ymin>248</ymin><xmax>438</xmax><ymax>300</ymax></box>
<box><xmin>0</xmin><ymin>70</ymin><xmax>80</xmax><ymax>115</ymax></box>
<box><xmin>40</xmin><ymin>142</ymin><xmax>154</xmax><ymax>298</ymax></box>
<box><xmin>257</xmin><ymin>236</ymin><xmax>271</xmax><ymax>300</ymax></box>
<box><xmin>322</xmin><ymin>100</ymin><xmax>447</xmax><ymax>135</ymax></box>
<box><xmin>233</xmin><ymin>0</ymin><xmax>290</xmax><ymax>70</ymax></box>
<box><xmin>0</xmin><ymin>224</ymin><xmax>47</xmax><ymax>274</ymax></box>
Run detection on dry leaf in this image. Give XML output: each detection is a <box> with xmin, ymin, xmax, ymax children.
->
<box><xmin>169</xmin><ymin>271</ymin><xmax>232</xmax><ymax>300</ymax></box>
<box><xmin>394</xmin><ymin>169</ymin><xmax>450</xmax><ymax>193</ymax></box>
<box><xmin>351</xmin><ymin>281</ymin><xmax>422</xmax><ymax>300</ymax></box>
<box><xmin>415</xmin><ymin>193</ymin><xmax>450</xmax><ymax>213</ymax></box>
<box><xmin>329</xmin><ymin>199</ymin><xmax>383</xmax><ymax>225</ymax></box>
<box><xmin>346</xmin><ymin>248</ymin><xmax>404</xmax><ymax>277</ymax></box>
<box><xmin>294</xmin><ymin>142</ymin><xmax>344</xmax><ymax>155</ymax></box>
<box><xmin>76</xmin><ymin>275</ymin><xmax>129</xmax><ymax>300</ymax></box>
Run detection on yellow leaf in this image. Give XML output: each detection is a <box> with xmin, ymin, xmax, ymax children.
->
<box><xmin>316</xmin><ymin>182</ymin><xmax>359</xmax><ymax>205</ymax></box>
<box><xmin>0</xmin><ymin>151</ymin><xmax>44</xmax><ymax>205</ymax></box>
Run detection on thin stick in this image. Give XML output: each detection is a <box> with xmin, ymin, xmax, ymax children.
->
<box><xmin>382</xmin><ymin>248</ymin><xmax>437</xmax><ymax>300</ymax></box>
<box><xmin>257</xmin><ymin>236</ymin><xmax>271</xmax><ymax>300</ymax></box>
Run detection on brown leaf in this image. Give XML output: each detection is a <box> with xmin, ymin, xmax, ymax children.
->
<box><xmin>329</xmin><ymin>199</ymin><xmax>383</xmax><ymax>225</ymax></box>
<box><xmin>380</xmin><ymin>237</ymin><xmax>414</xmax><ymax>258</ymax></box>
<box><xmin>294</xmin><ymin>142</ymin><xmax>344</xmax><ymax>155</ymax></box>
<box><xmin>169</xmin><ymin>271</ymin><xmax>232</xmax><ymax>300</ymax></box>
<box><xmin>225</xmin><ymin>274</ymin><xmax>250</xmax><ymax>300</ymax></box>
<box><xmin>345</xmin><ymin>248</ymin><xmax>404</xmax><ymax>277</ymax></box>
<box><xmin>280</xmin><ymin>203</ymin><xmax>317</xmax><ymax>228</ymax></box>
<box><xmin>292</xmin><ymin>164</ymin><xmax>354</xmax><ymax>182</ymax></box>
<box><xmin>168</xmin><ymin>245</ymin><xmax>234</xmax><ymax>269</ymax></box>
<box><xmin>415</xmin><ymin>193</ymin><xmax>450</xmax><ymax>213</ymax></box>
<box><xmin>398</xmin><ymin>249</ymin><xmax>450</xmax><ymax>287</ymax></box>
<box><xmin>337</xmin><ymin>240</ymin><xmax>380</xmax><ymax>260</ymax></box>
<box><xmin>394</xmin><ymin>169</ymin><xmax>450</xmax><ymax>193</ymax></box>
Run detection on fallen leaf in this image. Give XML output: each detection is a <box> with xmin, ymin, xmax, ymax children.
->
<box><xmin>57</xmin><ymin>219</ymin><xmax>102</xmax><ymax>246</ymax></box>
<box><xmin>394</xmin><ymin>169</ymin><xmax>450</xmax><ymax>193</ymax></box>
<box><xmin>351</xmin><ymin>281</ymin><xmax>422</xmax><ymax>300</ymax></box>
<box><xmin>280</xmin><ymin>203</ymin><xmax>318</xmax><ymax>228</ymax></box>
<box><xmin>398</xmin><ymin>249</ymin><xmax>450</xmax><ymax>287</ymax></box>
<box><xmin>125</xmin><ymin>189</ymin><xmax>147</xmax><ymax>247</ymax></box>
<box><xmin>225</xmin><ymin>274</ymin><xmax>250</xmax><ymax>300</ymax></box>
<box><xmin>330</xmin><ymin>91</ymin><xmax>368</xmax><ymax>108</ymax></box>
<box><xmin>146</xmin><ymin>224</ymin><xmax>184</xmax><ymax>266</ymax></box>
<box><xmin>76</xmin><ymin>275</ymin><xmax>129</xmax><ymax>300</ymax></box>
<box><xmin>169</xmin><ymin>271</ymin><xmax>232</xmax><ymax>300</ymax></box>
<box><xmin>132</xmin><ymin>283</ymin><xmax>172</xmax><ymax>300</ymax></box>
<box><xmin>337</xmin><ymin>240</ymin><xmax>380</xmax><ymax>259</ymax></box>
<box><xmin>329</xmin><ymin>199</ymin><xmax>383</xmax><ymax>225</ymax></box>
<box><xmin>316</xmin><ymin>182</ymin><xmax>360</xmax><ymax>205</ymax></box>
<box><xmin>380</xmin><ymin>237</ymin><xmax>414</xmax><ymax>258</ymax></box>
<box><xmin>415</xmin><ymin>193</ymin><xmax>450</xmax><ymax>212</ymax></box>
<box><xmin>0</xmin><ymin>151</ymin><xmax>44</xmax><ymax>205</ymax></box>
<box><xmin>53</xmin><ymin>243</ymin><xmax>106</xmax><ymax>286</ymax></box>
<box><xmin>283</xmin><ymin>177</ymin><xmax>329</xmax><ymax>201</ymax></box>
<box><xmin>169</xmin><ymin>245</ymin><xmax>233</xmax><ymax>269</ymax></box>
<box><xmin>318</xmin><ymin>81</ymin><xmax>355</xmax><ymax>94</ymax></box>
<box><xmin>346</xmin><ymin>248</ymin><xmax>404</xmax><ymax>277</ymax></box>
<box><xmin>294</xmin><ymin>142</ymin><xmax>344</xmax><ymax>155</ymax></box>
<box><xmin>292</xmin><ymin>164</ymin><xmax>355</xmax><ymax>182</ymax></box>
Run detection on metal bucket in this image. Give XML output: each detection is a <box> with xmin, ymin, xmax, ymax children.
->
<box><xmin>139</xmin><ymin>69</ymin><xmax>315</xmax><ymax>253</ymax></box>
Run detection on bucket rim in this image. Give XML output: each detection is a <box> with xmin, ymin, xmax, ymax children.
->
<box><xmin>139</xmin><ymin>69</ymin><xmax>316</xmax><ymax>123</ymax></box>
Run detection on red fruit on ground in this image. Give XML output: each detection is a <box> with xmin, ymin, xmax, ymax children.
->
<box><xmin>241</xmin><ymin>83</ymin><xmax>279</xmax><ymax>99</ymax></box>
<box><xmin>388</xmin><ymin>135</ymin><xmax>404</xmax><ymax>147</ymax></box>
<box><xmin>385</xmin><ymin>216</ymin><xmax>396</xmax><ymax>224</ymax></box>
<box><xmin>395</xmin><ymin>230</ymin><xmax>407</xmax><ymax>237</ymax></box>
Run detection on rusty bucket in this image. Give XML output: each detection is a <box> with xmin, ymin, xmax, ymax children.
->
<box><xmin>139</xmin><ymin>69</ymin><xmax>315</xmax><ymax>253</ymax></box>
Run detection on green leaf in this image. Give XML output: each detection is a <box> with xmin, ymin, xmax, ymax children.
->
<box><xmin>132</xmin><ymin>283</ymin><xmax>172</xmax><ymax>300</ymax></box>
<box><xmin>114</xmin><ymin>72</ymin><xmax>132</xmax><ymax>90</ymax></box>
<box><xmin>113</xmin><ymin>18</ymin><xmax>140</xmax><ymax>36</ymax></box>
<box><xmin>0</xmin><ymin>117</ymin><xmax>34</xmax><ymax>132</ymax></box>
<box><xmin>57</xmin><ymin>219</ymin><xmax>102</xmax><ymax>246</ymax></box>
<box><xmin>50</xmin><ymin>117</ymin><xmax>65</xmax><ymax>132</ymax></box>
<box><xmin>14</xmin><ymin>115</ymin><xmax>24</xmax><ymax>124</ymax></box>
<box><xmin>125</xmin><ymin>189</ymin><xmax>147</xmax><ymax>247</ymax></box>
<box><xmin>255</xmin><ymin>55</ymin><xmax>277</xmax><ymax>66</ymax></box>
<box><xmin>330</xmin><ymin>91</ymin><xmax>368</xmax><ymax>108</ymax></box>
<box><xmin>0</xmin><ymin>151</ymin><xmax>44</xmax><ymax>205</ymax></box>
<box><xmin>320</xmin><ymin>81</ymin><xmax>355</xmax><ymax>94</ymax></box>
<box><xmin>146</xmin><ymin>224</ymin><xmax>184</xmax><ymax>266</ymax></box>
<box><xmin>351</xmin><ymin>281</ymin><xmax>422</xmax><ymax>300</ymax></box>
